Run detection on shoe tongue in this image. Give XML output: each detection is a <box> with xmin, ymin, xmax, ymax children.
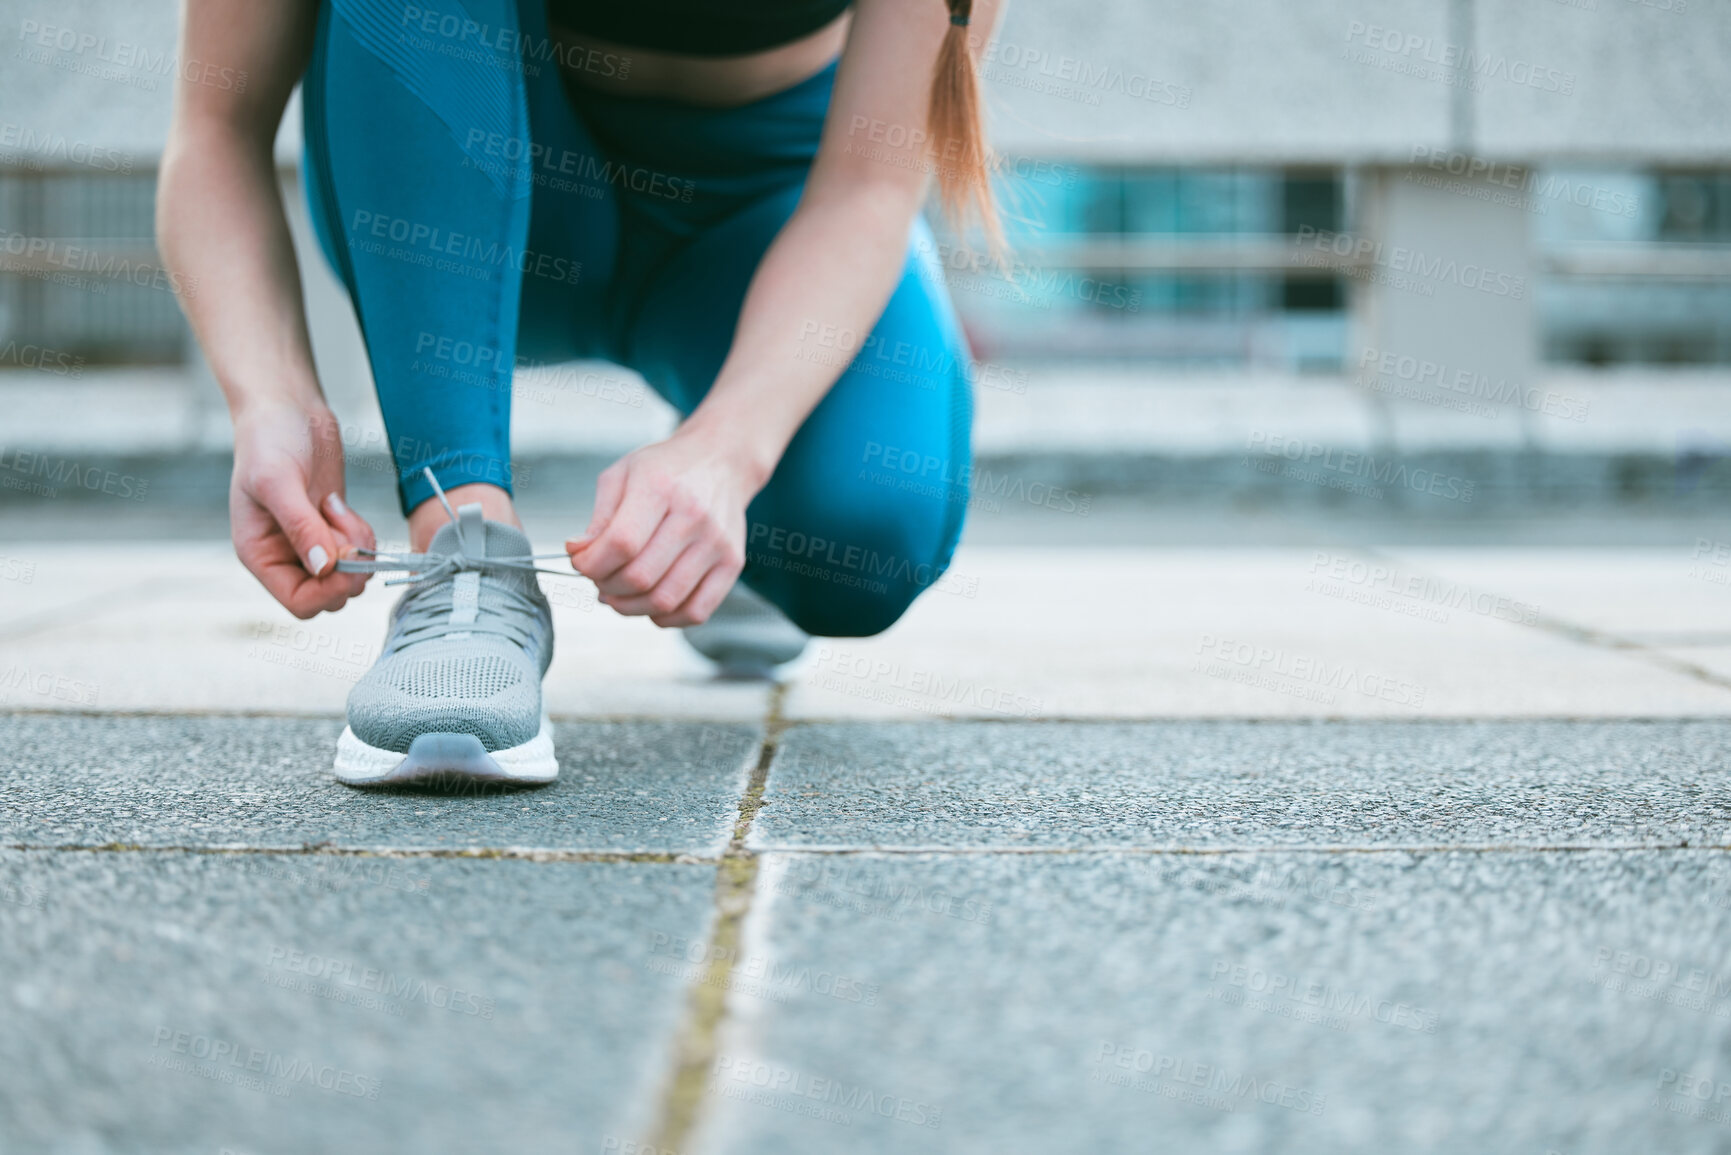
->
<box><xmin>426</xmin><ymin>515</ymin><xmax>533</xmax><ymax>562</ymax></box>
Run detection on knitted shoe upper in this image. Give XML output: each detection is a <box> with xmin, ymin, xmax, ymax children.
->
<box><xmin>346</xmin><ymin>514</ymin><xmax>553</xmax><ymax>754</ymax></box>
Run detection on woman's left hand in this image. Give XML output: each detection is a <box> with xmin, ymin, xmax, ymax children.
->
<box><xmin>566</xmin><ymin>430</ymin><xmax>763</xmax><ymax>627</ymax></box>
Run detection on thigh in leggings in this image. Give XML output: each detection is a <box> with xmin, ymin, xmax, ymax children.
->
<box><xmin>302</xmin><ymin>0</ymin><xmax>973</xmax><ymax>637</ymax></box>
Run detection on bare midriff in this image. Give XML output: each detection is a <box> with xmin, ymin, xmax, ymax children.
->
<box><xmin>548</xmin><ymin>11</ymin><xmax>851</xmax><ymax>107</ymax></box>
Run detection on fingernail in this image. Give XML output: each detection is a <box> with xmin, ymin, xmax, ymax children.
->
<box><xmin>325</xmin><ymin>492</ymin><xmax>349</xmax><ymax>517</ymax></box>
<box><xmin>307</xmin><ymin>545</ymin><xmax>329</xmax><ymax>575</ymax></box>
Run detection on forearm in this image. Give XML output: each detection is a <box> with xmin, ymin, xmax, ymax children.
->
<box><xmin>678</xmin><ymin>178</ymin><xmax>924</xmax><ymax>487</ymax></box>
<box><xmin>157</xmin><ymin>121</ymin><xmax>325</xmax><ymax>423</ymax></box>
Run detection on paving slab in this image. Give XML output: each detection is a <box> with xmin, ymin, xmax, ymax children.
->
<box><xmin>782</xmin><ymin>548</ymin><xmax>1731</xmax><ymax>719</ymax></box>
<box><xmin>1377</xmin><ymin>547</ymin><xmax>1731</xmax><ymax>640</ymax></box>
<box><xmin>693</xmin><ymin>849</ymin><xmax>1731</xmax><ymax>1155</ymax></box>
<box><xmin>0</xmin><ymin>544</ymin><xmax>770</xmax><ymax>720</ymax></box>
<box><xmin>0</xmin><ymin>848</ymin><xmax>714</xmax><ymax>1154</ymax></box>
<box><xmin>0</xmin><ymin>715</ymin><xmax>756</xmax><ymax>854</ymax></box>
<box><xmin>752</xmin><ymin>721</ymin><xmax>1731</xmax><ymax>850</ymax></box>
<box><xmin>9</xmin><ymin>545</ymin><xmax>1731</xmax><ymax>720</ymax></box>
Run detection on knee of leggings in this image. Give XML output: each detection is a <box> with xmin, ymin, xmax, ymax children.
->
<box><xmin>750</xmin><ymin>507</ymin><xmax>954</xmax><ymax>639</ymax></box>
<box><xmin>775</xmin><ymin>578</ymin><xmax>918</xmax><ymax>640</ymax></box>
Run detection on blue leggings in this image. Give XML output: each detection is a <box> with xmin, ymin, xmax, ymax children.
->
<box><xmin>301</xmin><ymin>0</ymin><xmax>973</xmax><ymax>637</ymax></box>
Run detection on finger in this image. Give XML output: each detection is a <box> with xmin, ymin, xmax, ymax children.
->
<box><xmin>652</xmin><ymin>564</ymin><xmax>739</xmax><ymax>629</ymax></box>
<box><xmin>249</xmin><ymin>550</ymin><xmax>359</xmax><ymax>619</ymax></box>
<box><xmin>571</xmin><ymin>488</ymin><xmax>669</xmax><ymax>583</ymax></box>
<box><xmin>230</xmin><ymin>492</ymin><xmax>354</xmax><ymax>618</ymax></box>
<box><xmin>595</xmin><ymin>512</ymin><xmax>698</xmax><ymax>598</ymax></box>
<box><xmin>602</xmin><ymin>538</ymin><xmax>709</xmax><ymax>615</ymax></box>
<box><xmin>567</xmin><ymin>464</ymin><xmax>627</xmax><ymax>553</ymax></box>
<box><xmin>322</xmin><ymin>491</ymin><xmax>377</xmax><ymax>553</ymax></box>
<box><xmin>253</xmin><ymin>470</ymin><xmax>341</xmax><ymax>578</ymax></box>
<box><xmin>320</xmin><ymin>491</ymin><xmax>375</xmax><ymax>597</ymax></box>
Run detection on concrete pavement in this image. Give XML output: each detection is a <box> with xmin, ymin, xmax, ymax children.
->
<box><xmin>4</xmin><ymin>541</ymin><xmax>1731</xmax><ymax>1152</ymax></box>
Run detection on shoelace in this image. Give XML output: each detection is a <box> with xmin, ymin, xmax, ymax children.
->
<box><xmin>334</xmin><ymin>468</ymin><xmax>580</xmax><ymax>653</ymax></box>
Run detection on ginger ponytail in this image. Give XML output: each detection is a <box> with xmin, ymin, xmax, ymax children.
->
<box><xmin>927</xmin><ymin>0</ymin><xmax>1003</xmax><ymax>254</ymax></box>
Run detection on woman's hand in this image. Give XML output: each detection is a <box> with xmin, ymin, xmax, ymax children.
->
<box><xmin>566</xmin><ymin>429</ymin><xmax>764</xmax><ymax>627</ymax></box>
<box><xmin>231</xmin><ymin>402</ymin><xmax>375</xmax><ymax>619</ymax></box>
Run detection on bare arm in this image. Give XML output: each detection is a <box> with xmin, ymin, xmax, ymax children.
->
<box><xmin>158</xmin><ymin>0</ymin><xmax>372</xmax><ymax>617</ymax></box>
<box><xmin>570</xmin><ymin>0</ymin><xmax>1002</xmax><ymax>625</ymax></box>
<box><xmin>683</xmin><ymin>0</ymin><xmax>1003</xmax><ymax>477</ymax></box>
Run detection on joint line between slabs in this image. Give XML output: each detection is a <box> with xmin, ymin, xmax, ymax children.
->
<box><xmin>646</xmin><ymin>681</ymin><xmax>787</xmax><ymax>1152</ymax></box>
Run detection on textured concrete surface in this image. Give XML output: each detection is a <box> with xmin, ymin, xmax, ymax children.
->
<box><xmin>6</xmin><ymin>544</ymin><xmax>1731</xmax><ymax>721</ymax></box>
<box><xmin>0</xmin><ymin>716</ymin><xmax>757</xmax><ymax>854</ymax></box>
<box><xmin>0</xmin><ymin>849</ymin><xmax>716</xmax><ymax>1154</ymax></box>
<box><xmin>4</xmin><ymin>712</ymin><xmax>1729</xmax><ymax>1152</ymax></box>
<box><xmin>0</xmin><ymin>543</ymin><xmax>771</xmax><ymax>719</ymax></box>
<box><xmin>780</xmin><ymin>548</ymin><xmax>1731</xmax><ymax>720</ymax></box>
<box><xmin>694</xmin><ymin>850</ymin><xmax>1731</xmax><ymax>1155</ymax></box>
<box><xmin>752</xmin><ymin>721</ymin><xmax>1731</xmax><ymax>850</ymax></box>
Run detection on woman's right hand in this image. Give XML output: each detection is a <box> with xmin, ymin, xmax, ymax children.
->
<box><xmin>230</xmin><ymin>402</ymin><xmax>376</xmax><ymax>618</ymax></box>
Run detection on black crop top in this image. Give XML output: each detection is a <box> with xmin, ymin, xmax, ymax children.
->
<box><xmin>548</xmin><ymin>0</ymin><xmax>853</xmax><ymax>56</ymax></box>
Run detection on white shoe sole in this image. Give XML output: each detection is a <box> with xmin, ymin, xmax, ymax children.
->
<box><xmin>332</xmin><ymin>715</ymin><xmax>558</xmax><ymax>787</ymax></box>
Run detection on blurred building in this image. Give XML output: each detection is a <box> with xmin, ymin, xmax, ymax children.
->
<box><xmin>3</xmin><ymin>0</ymin><xmax>1730</xmax><ymax>502</ymax></box>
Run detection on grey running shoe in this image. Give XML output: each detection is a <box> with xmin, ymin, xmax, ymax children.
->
<box><xmin>332</xmin><ymin>500</ymin><xmax>558</xmax><ymax>787</ymax></box>
<box><xmin>682</xmin><ymin>582</ymin><xmax>809</xmax><ymax>678</ymax></box>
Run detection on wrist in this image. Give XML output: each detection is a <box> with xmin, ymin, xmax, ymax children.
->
<box><xmin>230</xmin><ymin>389</ymin><xmax>331</xmax><ymax>434</ymax></box>
<box><xmin>675</xmin><ymin>410</ymin><xmax>784</xmax><ymax>493</ymax></box>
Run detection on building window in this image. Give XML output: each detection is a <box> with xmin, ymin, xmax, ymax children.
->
<box><xmin>0</xmin><ymin>170</ymin><xmax>188</xmax><ymax>367</ymax></box>
<box><xmin>1536</xmin><ymin>167</ymin><xmax>1731</xmax><ymax>367</ymax></box>
<box><xmin>933</xmin><ymin>165</ymin><xmax>1348</xmax><ymax>370</ymax></box>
